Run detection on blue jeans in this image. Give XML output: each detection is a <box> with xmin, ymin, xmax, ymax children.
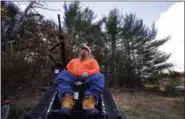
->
<box><xmin>54</xmin><ymin>70</ymin><xmax>105</xmax><ymax>102</ymax></box>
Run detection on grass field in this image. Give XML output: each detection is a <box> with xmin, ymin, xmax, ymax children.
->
<box><xmin>7</xmin><ymin>89</ymin><xmax>184</xmax><ymax>119</ymax></box>
<box><xmin>111</xmin><ymin>89</ymin><xmax>184</xmax><ymax>119</ymax></box>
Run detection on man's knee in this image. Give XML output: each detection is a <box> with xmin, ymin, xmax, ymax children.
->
<box><xmin>95</xmin><ymin>73</ymin><xmax>104</xmax><ymax>83</ymax></box>
<box><xmin>88</xmin><ymin>73</ymin><xmax>105</xmax><ymax>88</ymax></box>
<box><xmin>57</xmin><ymin>80</ymin><xmax>74</xmax><ymax>101</ymax></box>
<box><xmin>90</xmin><ymin>72</ymin><xmax>104</xmax><ymax>80</ymax></box>
<box><xmin>54</xmin><ymin>70</ymin><xmax>74</xmax><ymax>85</ymax></box>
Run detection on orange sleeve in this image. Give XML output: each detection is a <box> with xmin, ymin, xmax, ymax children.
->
<box><xmin>67</xmin><ymin>59</ymin><xmax>81</xmax><ymax>76</ymax></box>
<box><xmin>88</xmin><ymin>59</ymin><xmax>100</xmax><ymax>75</ymax></box>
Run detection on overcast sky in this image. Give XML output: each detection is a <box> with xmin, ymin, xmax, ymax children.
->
<box><xmin>16</xmin><ymin>2</ymin><xmax>184</xmax><ymax>72</ymax></box>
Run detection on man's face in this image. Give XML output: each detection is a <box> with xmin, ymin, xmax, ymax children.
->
<box><xmin>80</xmin><ymin>48</ymin><xmax>89</xmax><ymax>58</ymax></box>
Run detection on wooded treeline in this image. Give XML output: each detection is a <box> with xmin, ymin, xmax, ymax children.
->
<box><xmin>2</xmin><ymin>1</ymin><xmax>183</xmax><ymax>96</ymax></box>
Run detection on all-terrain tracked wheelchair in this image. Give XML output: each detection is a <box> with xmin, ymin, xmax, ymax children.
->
<box><xmin>46</xmin><ymin>73</ymin><xmax>106</xmax><ymax>119</ymax></box>
<box><xmin>22</xmin><ymin>14</ymin><xmax>126</xmax><ymax>119</ymax></box>
<box><xmin>28</xmin><ymin>63</ymin><xmax>126</xmax><ymax>119</ymax></box>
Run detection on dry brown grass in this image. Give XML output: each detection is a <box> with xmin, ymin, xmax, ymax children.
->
<box><xmin>112</xmin><ymin>89</ymin><xmax>184</xmax><ymax>119</ymax></box>
<box><xmin>8</xmin><ymin>89</ymin><xmax>184</xmax><ymax>119</ymax></box>
<box><xmin>8</xmin><ymin>91</ymin><xmax>44</xmax><ymax>118</ymax></box>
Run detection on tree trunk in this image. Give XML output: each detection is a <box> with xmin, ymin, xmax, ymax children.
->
<box><xmin>104</xmin><ymin>49</ymin><xmax>109</xmax><ymax>87</ymax></box>
<box><xmin>111</xmin><ymin>36</ymin><xmax>117</xmax><ymax>87</ymax></box>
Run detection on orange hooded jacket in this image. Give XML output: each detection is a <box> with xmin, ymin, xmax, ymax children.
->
<box><xmin>67</xmin><ymin>58</ymin><xmax>100</xmax><ymax>76</ymax></box>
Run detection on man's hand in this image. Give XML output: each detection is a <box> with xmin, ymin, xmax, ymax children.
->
<box><xmin>82</xmin><ymin>72</ymin><xmax>88</xmax><ymax>78</ymax></box>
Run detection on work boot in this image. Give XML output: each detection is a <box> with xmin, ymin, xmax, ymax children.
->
<box><xmin>83</xmin><ymin>95</ymin><xmax>99</xmax><ymax>117</ymax></box>
<box><xmin>59</xmin><ymin>93</ymin><xmax>75</xmax><ymax>116</ymax></box>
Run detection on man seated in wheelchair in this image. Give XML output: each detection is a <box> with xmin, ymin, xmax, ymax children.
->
<box><xmin>54</xmin><ymin>44</ymin><xmax>105</xmax><ymax>116</ymax></box>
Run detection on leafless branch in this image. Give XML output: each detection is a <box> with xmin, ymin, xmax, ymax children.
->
<box><xmin>26</xmin><ymin>13</ymin><xmax>43</xmax><ymax>19</ymax></box>
<box><xmin>16</xmin><ymin>1</ymin><xmax>21</xmax><ymax>8</ymax></box>
<box><xmin>41</xmin><ymin>1</ymin><xmax>48</xmax><ymax>6</ymax></box>
<box><xmin>10</xmin><ymin>1</ymin><xmax>36</xmax><ymax>38</ymax></box>
<box><xmin>34</xmin><ymin>2</ymin><xmax>44</xmax><ymax>7</ymax></box>
<box><xmin>32</xmin><ymin>8</ymin><xmax>41</xmax><ymax>15</ymax></box>
<box><xmin>35</xmin><ymin>6</ymin><xmax>61</xmax><ymax>11</ymax></box>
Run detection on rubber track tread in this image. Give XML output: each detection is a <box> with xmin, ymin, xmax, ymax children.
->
<box><xmin>103</xmin><ymin>89</ymin><xmax>122</xmax><ymax>119</ymax></box>
<box><xmin>30</xmin><ymin>88</ymin><xmax>57</xmax><ymax>119</ymax></box>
